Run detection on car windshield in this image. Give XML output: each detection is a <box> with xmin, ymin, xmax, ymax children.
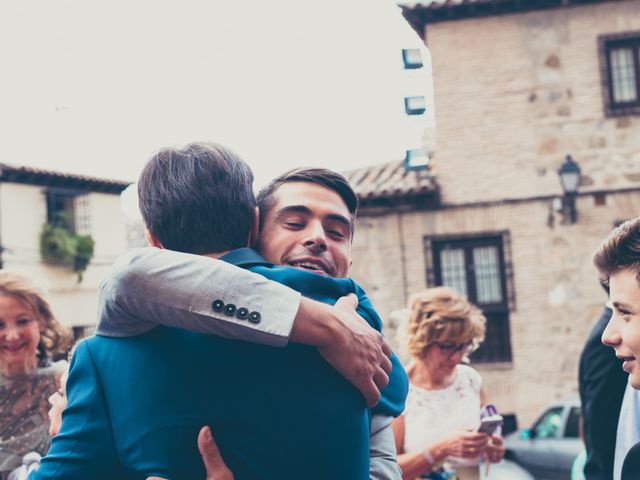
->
<box><xmin>533</xmin><ymin>407</ymin><xmax>563</xmax><ymax>439</ymax></box>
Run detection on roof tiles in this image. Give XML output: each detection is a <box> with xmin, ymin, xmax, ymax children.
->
<box><xmin>343</xmin><ymin>160</ymin><xmax>438</xmax><ymax>203</ymax></box>
<box><xmin>0</xmin><ymin>163</ymin><xmax>131</xmax><ymax>194</ymax></box>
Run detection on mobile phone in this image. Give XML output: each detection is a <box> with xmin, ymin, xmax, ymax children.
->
<box><xmin>477</xmin><ymin>414</ymin><xmax>503</xmax><ymax>436</ymax></box>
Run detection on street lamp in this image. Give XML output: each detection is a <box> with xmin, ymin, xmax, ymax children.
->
<box><xmin>558</xmin><ymin>155</ymin><xmax>581</xmax><ymax>224</ymax></box>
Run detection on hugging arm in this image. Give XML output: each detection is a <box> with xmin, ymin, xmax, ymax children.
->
<box><xmin>98</xmin><ymin>248</ymin><xmax>392</xmax><ymax>407</ymax></box>
<box><xmin>97</xmin><ymin>248</ymin><xmax>301</xmax><ymax>346</ymax></box>
<box><xmin>369</xmin><ymin>415</ymin><xmax>402</xmax><ymax>480</ymax></box>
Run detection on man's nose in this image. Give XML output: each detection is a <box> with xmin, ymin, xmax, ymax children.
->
<box><xmin>303</xmin><ymin>222</ymin><xmax>327</xmax><ymax>251</ymax></box>
<box><xmin>601</xmin><ymin>313</ymin><xmax>620</xmax><ymax>346</ymax></box>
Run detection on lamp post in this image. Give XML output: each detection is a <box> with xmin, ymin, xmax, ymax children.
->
<box><xmin>558</xmin><ymin>155</ymin><xmax>581</xmax><ymax>224</ymax></box>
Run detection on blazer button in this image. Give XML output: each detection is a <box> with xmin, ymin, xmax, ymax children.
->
<box><xmin>212</xmin><ymin>300</ymin><xmax>224</xmax><ymax>312</ymax></box>
<box><xmin>224</xmin><ymin>304</ymin><xmax>237</xmax><ymax>316</ymax></box>
<box><xmin>248</xmin><ymin>311</ymin><xmax>261</xmax><ymax>324</ymax></box>
<box><xmin>236</xmin><ymin>308</ymin><xmax>249</xmax><ymax>320</ymax></box>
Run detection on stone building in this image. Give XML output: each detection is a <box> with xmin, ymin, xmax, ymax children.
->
<box><xmin>0</xmin><ymin>164</ymin><xmax>130</xmax><ymax>337</ymax></box>
<box><xmin>346</xmin><ymin>0</ymin><xmax>640</xmax><ymax>424</ymax></box>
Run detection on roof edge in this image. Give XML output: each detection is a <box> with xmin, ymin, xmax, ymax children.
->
<box><xmin>400</xmin><ymin>0</ymin><xmax>626</xmax><ymax>37</ymax></box>
<box><xmin>0</xmin><ymin>163</ymin><xmax>132</xmax><ymax>194</ymax></box>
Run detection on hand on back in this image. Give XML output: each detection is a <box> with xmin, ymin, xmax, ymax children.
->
<box><xmin>316</xmin><ymin>294</ymin><xmax>393</xmax><ymax>407</ymax></box>
<box><xmin>147</xmin><ymin>426</ymin><xmax>234</xmax><ymax>480</ymax></box>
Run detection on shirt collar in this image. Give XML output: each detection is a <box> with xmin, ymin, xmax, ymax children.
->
<box><xmin>219</xmin><ymin>248</ymin><xmax>272</xmax><ymax>268</ymax></box>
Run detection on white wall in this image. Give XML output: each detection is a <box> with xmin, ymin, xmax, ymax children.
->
<box><xmin>0</xmin><ymin>182</ymin><xmax>128</xmax><ymax>328</ymax></box>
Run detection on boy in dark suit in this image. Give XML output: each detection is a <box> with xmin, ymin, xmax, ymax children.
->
<box><xmin>594</xmin><ymin>217</ymin><xmax>640</xmax><ymax>480</ymax></box>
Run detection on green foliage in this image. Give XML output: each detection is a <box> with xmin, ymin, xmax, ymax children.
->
<box><xmin>40</xmin><ymin>222</ymin><xmax>95</xmax><ymax>283</ymax></box>
<box><xmin>73</xmin><ymin>235</ymin><xmax>95</xmax><ymax>282</ymax></box>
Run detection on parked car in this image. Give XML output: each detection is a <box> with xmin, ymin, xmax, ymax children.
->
<box><xmin>504</xmin><ymin>398</ymin><xmax>583</xmax><ymax>480</ymax></box>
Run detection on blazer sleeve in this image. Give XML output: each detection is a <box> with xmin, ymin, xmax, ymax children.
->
<box><xmin>96</xmin><ymin>248</ymin><xmax>301</xmax><ymax>347</ymax></box>
<box><xmin>29</xmin><ymin>341</ymin><xmax>125</xmax><ymax>480</ymax></box>
<box><xmin>369</xmin><ymin>414</ymin><xmax>402</xmax><ymax>480</ymax></box>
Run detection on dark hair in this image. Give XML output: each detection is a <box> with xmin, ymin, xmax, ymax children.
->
<box><xmin>256</xmin><ymin>167</ymin><xmax>359</xmax><ymax>231</ymax></box>
<box><xmin>138</xmin><ymin>142</ymin><xmax>256</xmax><ymax>254</ymax></box>
<box><xmin>593</xmin><ymin>217</ymin><xmax>640</xmax><ymax>289</ymax></box>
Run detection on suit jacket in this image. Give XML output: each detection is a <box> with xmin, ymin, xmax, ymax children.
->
<box><xmin>578</xmin><ymin>306</ymin><xmax>628</xmax><ymax>480</ymax></box>
<box><xmin>623</xmin><ymin>442</ymin><xmax>640</xmax><ymax>480</ymax></box>
<box><xmin>32</xmin><ymin>248</ymin><xmax>407</xmax><ymax>480</ymax></box>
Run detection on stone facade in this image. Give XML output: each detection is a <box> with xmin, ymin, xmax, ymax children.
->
<box><xmin>351</xmin><ymin>192</ymin><xmax>639</xmax><ymax>424</ymax></box>
<box><xmin>349</xmin><ymin>0</ymin><xmax>640</xmax><ymax>425</ymax></box>
<box><xmin>428</xmin><ymin>0</ymin><xmax>640</xmax><ymax>205</ymax></box>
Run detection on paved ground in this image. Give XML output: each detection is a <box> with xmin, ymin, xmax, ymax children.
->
<box><xmin>481</xmin><ymin>460</ymin><xmax>535</xmax><ymax>480</ymax></box>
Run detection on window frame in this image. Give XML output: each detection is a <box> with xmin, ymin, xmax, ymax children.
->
<box><xmin>425</xmin><ymin>231</ymin><xmax>515</xmax><ymax>364</ymax></box>
<box><xmin>402</xmin><ymin>48</ymin><xmax>423</xmax><ymax>70</ymax></box>
<box><xmin>45</xmin><ymin>188</ymin><xmax>91</xmax><ymax>235</ymax></box>
<box><xmin>404</xmin><ymin>95</ymin><xmax>427</xmax><ymax>116</ymax></box>
<box><xmin>599</xmin><ymin>31</ymin><xmax>640</xmax><ymax>117</ymax></box>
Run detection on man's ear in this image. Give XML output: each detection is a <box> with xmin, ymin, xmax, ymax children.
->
<box><xmin>249</xmin><ymin>207</ymin><xmax>260</xmax><ymax>248</ymax></box>
<box><xmin>144</xmin><ymin>228</ymin><xmax>164</xmax><ymax>249</ymax></box>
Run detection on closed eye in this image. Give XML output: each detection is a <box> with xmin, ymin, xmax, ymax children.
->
<box><xmin>285</xmin><ymin>222</ymin><xmax>304</xmax><ymax>229</ymax></box>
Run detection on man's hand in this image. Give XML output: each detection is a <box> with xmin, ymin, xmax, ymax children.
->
<box><xmin>146</xmin><ymin>426</ymin><xmax>233</xmax><ymax>480</ymax></box>
<box><xmin>198</xmin><ymin>426</ymin><xmax>234</xmax><ymax>480</ymax></box>
<box><xmin>291</xmin><ymin>294</ymin><xmax>392</xmax><ymax>407</ymax></box>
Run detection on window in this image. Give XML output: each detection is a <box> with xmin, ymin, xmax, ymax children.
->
<box><xmin>402</xmin><ymin>48</ymin><xmax>423</xmax><ymax>70</ymax></box>
<box><xmin>426</xmin><ymin>233</ymin><xmax>514</xmax><ymax>363</ymax></box>
<box><xmin>404</xmin><ymin>148</ymin><xmax>430</xmax><ymax>171</ymax></box>
<box><xmin>564</xmin><ymin>407</ymin><xmax>581</xmax><ymax>439</ymax></box>
<box><xmin>404</xmin><ymin>95</ymin><xmax>427</xmax><ymax>115</ymax></box>
<box><xmin>46</xmin><ymin>189</ymin><xmax>91</xmax><ymax>235</ymax></box>
<box><xmin>72</xmin><ymin>325</ymin><xmax>93</xmax><ymax>342</ymax></box>
<box><xmin>599</xmin><ymin>32</ymin><xmax>640</xmax><ymax>116</ymax></box>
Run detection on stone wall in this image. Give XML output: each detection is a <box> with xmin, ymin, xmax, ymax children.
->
<box><xmin>357</xmin><ymin>0</ymin><xmax>640</xmax><ymax>425</ymax></box>
<box><xmin>350</xmin><ymin>190</ymin><xmax>640</xmax><ymax>425</ymax></box>
<box><xmin>425</xmin><ymin>0</ymin><xmax>640</xmax><ymax>205</ymax></box>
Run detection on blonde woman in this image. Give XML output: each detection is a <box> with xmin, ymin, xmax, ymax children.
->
<box><xmin>0</xmin><ymin>272</ymin><xmax>70</xmax><ymax>478</ymax></box>
<box><xmin>392</xmin><ymin>287</ymin><xmax>504</xmax><ymax>480</ymax></box>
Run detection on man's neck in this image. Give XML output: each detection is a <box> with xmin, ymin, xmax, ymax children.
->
<box><xmin>203</xmin><ymin>251</ymin><xmax>231</xmax><ymax>260</ymax></box>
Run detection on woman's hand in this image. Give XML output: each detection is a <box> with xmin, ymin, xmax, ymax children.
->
<box><xmin>147</xmin><ymin>426</ymin><xmax>234</xmax><ymax>480</ymax></box>
<box><xmin>484</xmin><ymin>435</ymin><xmax>505</xmax><ymax>464</ymax></box>
<box><xmin>442</xmin><ymin>430</ymin><xmax>490</xmax><ymax>458</ymax></box>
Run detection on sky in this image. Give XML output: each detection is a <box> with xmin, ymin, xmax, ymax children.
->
<box><xmin>0</xmin><ymin>0</ymin><xmax>432</xmax><ymax>210</ymax></box>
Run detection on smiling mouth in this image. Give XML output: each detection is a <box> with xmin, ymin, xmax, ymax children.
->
<box><xmin>617</xmin><ymin>354</ymin><xmax>636</xmax><ymax>371</ymax></box>
<box><xmin>3</xmin><ymin>344</ymin><xmax>26</xmax><ymax>353</ymax></box>
<box><xmin>287</xmin><ymin>259</ymin><xmax>331</xmax><ymax>276</ymax></box>
<box><xmin>618</xmin><ymin>354</ymin><xmax>635</xmax><ymax>362</ymax></box>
